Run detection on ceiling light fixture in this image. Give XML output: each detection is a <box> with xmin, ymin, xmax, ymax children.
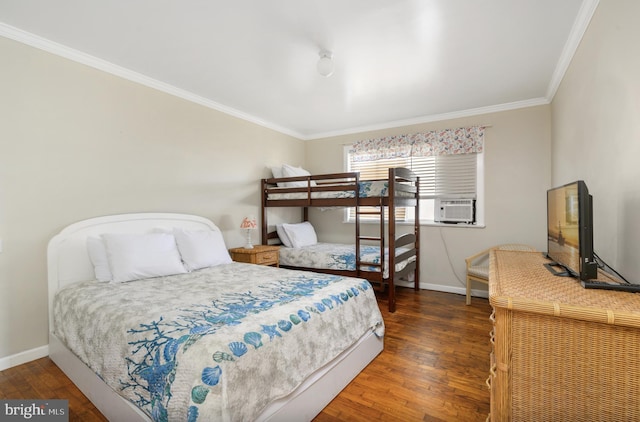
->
<box><xmin>317</xmin><ymin>49</ymin><xmax>334</xmax><ymax>77</ymax></box>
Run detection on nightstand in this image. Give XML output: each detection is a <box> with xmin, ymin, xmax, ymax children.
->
<box><xmin>229</xmin><ymin>245</ymin><xmax>280</xmax><ymax>267</ymax></box>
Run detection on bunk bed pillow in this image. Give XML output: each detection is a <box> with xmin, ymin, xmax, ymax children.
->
<box><xmin>282</xmin><ymin>222</ymin><xmax>318</xmax><ymax>248</ymax></box>
<box><xmin>101</xmin><ymin>232</ymin><xmax>187</xmax><ymax>283</ymax></box>
<box><xmin>173</xmin><ymin>228</ymin><xmax>232</xmax><ymax>271</ymax></box>
<box><xmin>281</xmin><ymin>164</ymin><xmax>317</xmax><ymax>188</ymax></box>
<box><xmin>271</xmin><ymin>166</ymin><xmax>284</xmax><ymax>178</ymax></box>
<box><xmin>276</xmin><ymin>224</ymin><xmax>293</xmax><ymax>248</ymax></box>
<box><xmin>271</xmin><ymin>165</ymin><xmax>287</xmax><ymax>187</ymax></box>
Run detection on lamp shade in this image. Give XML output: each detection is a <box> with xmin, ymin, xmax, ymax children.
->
<box><xmin>240</xmin><ymin>216</ymin><xmax>257</xmax><ymax>230</ymax></box>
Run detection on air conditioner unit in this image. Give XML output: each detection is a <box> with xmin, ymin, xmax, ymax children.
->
<box><xmin>435</xmin><ymin>199</ymin><xmax>475</xmax><ymax>224</ymax></box>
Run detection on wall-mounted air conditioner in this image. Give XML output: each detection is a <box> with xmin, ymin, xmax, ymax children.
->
<box><xmin>435</xmin><ymin>199</ymin><xmax>475</xmax><ymax>224</ymax></box>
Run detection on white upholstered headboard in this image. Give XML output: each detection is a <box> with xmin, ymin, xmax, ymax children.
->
<box><xmin>47</xmin><ymin>213</ymin><xmax>218</xmax><ymax>332</ymax></box>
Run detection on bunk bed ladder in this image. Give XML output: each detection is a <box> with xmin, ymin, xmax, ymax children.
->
<box><xmin>355</xmin><ymin>198</ymin><xmax>385</xmax><ymax>288</ymax></box>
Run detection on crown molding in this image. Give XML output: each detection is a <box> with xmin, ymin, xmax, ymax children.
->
<box><xmin>303</xmin><ymin>98</ymin><xmax>550</xmax><ymax>140</ymax></box>
<box><xmin>546</xmin><ymin>0</ymin><xmax>600</xmax><ymax>100</ymax></box>
<box><xmin>0</xmin><ymin>23</ymin><xmax>304</xmax><ymax>140</ymax></box>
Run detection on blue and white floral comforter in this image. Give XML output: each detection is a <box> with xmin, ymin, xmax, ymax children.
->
<box><xmin>53</xmin><ymin>263</ymin><xmax>384</xmax><ymax>421</ymax></box>
<box><xmin>267</xmin><ymin>180</ymin><xmax>413</xmax><ymax>200</ymax></box>
<box><xmin>279</xmin><ymin>243</ymin><xmax>415</xmax><ymax>278</ymax></box>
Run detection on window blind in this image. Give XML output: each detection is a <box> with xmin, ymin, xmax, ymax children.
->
<box><xmin>412</xmin><ymin>153</ymin><xmax>477</xmax><ymax>199</ymax></box>
<box><xmin>348</xmin><ymin>153</ymin><xmax>477</xmax><ymax>199</ymax></box>
<box><xmin>348</xmin><ymin>157</ymin><xmax>409</xmax><ymax>220</ymax></box>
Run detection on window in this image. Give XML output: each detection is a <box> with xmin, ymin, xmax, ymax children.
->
<box><xmin>412</xmin><ymin>152</ymin><xmax>484</xmax><ymax>223</ymax></box>
<box><xmin>344</xmin><ymin>127</ymin><xmax>485</xmax><ymax>225</ymax></box>
<box><xmin>347</xmin><ymin>155</ymin><xmax>409</xmax><ymax>222</ymax></box>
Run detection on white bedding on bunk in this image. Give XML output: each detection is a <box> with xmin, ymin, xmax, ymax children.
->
<box><xmin>279</xmin><ymin>242</ymin><xmax>415</xmax><ymax>278</ymax></box>
<box><xmin>53</xmin><ymin>262</ymin><xmax>384</xmax><ymax>422</ymax></box>
<box><xmin>267</xmin><ymin>180</ymin><xmax>413</xmax><ymax>200</ymax></box>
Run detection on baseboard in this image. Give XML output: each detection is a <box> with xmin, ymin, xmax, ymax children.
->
<box><xmin>0</xmin><ymin>345</ymin><xmax>49</xmax><ymax>371</ymax></box>
<box><xmin>398</xmin><ymin>280</ymin><xmax>489</xmax><ymax>300</ymax></box>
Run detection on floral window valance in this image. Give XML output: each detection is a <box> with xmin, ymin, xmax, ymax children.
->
<box><xmin>350</xmin><ymin>126</ymin><xmax>485</xmax><ymax>162</ymax></box>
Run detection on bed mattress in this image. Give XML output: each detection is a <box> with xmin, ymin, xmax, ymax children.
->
<box><xmin>267</xmin><ymin>180</ymin><xmax>414</xmax><ymax>200</ymax></box>
<box><xmin>53</xmin><ymin>262</ymin><xmax>384</xmax><ymax>422</ymax></box>
<box><xmin>279</xmin><ymin>242</ymin><xmax>415</xmax><ymax>278</ymax></box>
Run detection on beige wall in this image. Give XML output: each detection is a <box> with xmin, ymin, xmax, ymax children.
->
<box><xmin>0</xmin><ymin>37</ymin><xmax>304</xmax><ymax>362</ymax></box>
<box><xmin>551</xmin><ymin>0</ymin><xmax>640</xmax><ymax>281</ymax></box>
<box><xmin>305</xmin><ymin>105</ymin><xmax>551</xmax><ymax>293</ymax></box>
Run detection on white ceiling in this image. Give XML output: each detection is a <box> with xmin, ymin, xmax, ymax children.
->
<box><xmin>0</xmin><ymin>0</ymin><xmax>597</xmax><ymax>139</ymax></box>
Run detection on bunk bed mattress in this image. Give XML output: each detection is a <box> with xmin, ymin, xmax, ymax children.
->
<box><xmin>53</xmin><ymin>262</ymin><xmax>384</xmax><ymax>422</ymax></box>
<box><xmin>268</xmin><ymin>180</ymin><xmax>413</xmax><ymax>200</ymax></box>
<box><xmin>279</xmin><ymin>243</ymin><xmax>415</xmax><ymax>278</ymax></box>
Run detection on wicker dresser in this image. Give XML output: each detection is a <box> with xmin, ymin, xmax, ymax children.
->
<box><xmin>488</xmin><ymin>250</ymin><xmax>640</xmax><ymax>421</ymax></box>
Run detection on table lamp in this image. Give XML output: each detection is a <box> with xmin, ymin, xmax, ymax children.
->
<box><xmin>240</xmin><ymin>216</ymin><xmax>257</xmax><ymax>249</ymax></box>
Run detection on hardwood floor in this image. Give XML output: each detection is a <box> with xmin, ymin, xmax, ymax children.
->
<box><xmin>317</xmin><ymin>289</ymin><xmax>492</xmax><ymax>421</ymax></box>
<box><xmin>0</xmin><ymin>356</ymin><xmax>107</xmax><ymax>422</ymax></box>
<box><xmin>0</xmin><ymin>289</ymin><xmax>492</xmax><ymax>421</ymax></box>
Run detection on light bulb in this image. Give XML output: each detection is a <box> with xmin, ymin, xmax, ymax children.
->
<box><xmin>317</xmin><ymin>50</ymin><xmax>334</xmax><ymax>77</ymax></box>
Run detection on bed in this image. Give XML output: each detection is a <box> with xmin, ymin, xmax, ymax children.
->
<box><xmin>278</xmin><ymin>243</ymin><xmax>415</xmax><ymax>278</ymax></box>
<box><xmin>47</xmin><ymin>213</ymin><xmax>384</xmax><ymax>421</ymax></box>
<box><xmin>261</xmin><ymin>166</ymin><xmax>420</xmax><ymax>312</ymax></box>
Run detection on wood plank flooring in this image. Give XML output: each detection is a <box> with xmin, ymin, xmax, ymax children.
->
<box><xmin>0</xmin><ymin>356</ymin><xmax>107</xmax><ymax>421</ymax></box>
<box><xmin>0</xmin><ymin>289</ymin><xmax>492</xmax><ymax>421</ymax></box>
<box><xmin>317</xmin><ymin>289</ymin><xmax>492</xmax><ymax>421</ymax></box>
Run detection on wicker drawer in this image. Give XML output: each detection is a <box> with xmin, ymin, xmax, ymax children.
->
<box><xmin>488</xmin><ymin>351</ymin><xmax>496</xmax><ymax>420</ymax></box>
<box><xmin>488</xmin><ymin>308</ymin><xmax>497</xmax><ymax>421</ymax></box>
<box><xmin>255</xmin><ymin>251</ymin><xmax>278</xmax><ymax>265</ymax></box>
<box><xmin>229</xmin><ymin>245</ymin><xmax>280</xmax><ymax>267</ymax></box>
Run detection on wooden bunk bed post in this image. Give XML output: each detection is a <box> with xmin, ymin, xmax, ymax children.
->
<box><xmin>414</xmin><ymin>176</ymin><xmax>420</xmax><ymax>292</ymax></box>
<box><xmin>354</xmin><ymin>171</ymin><xmax>361</xmax><ymax>286</ymax></box>
<box><xmin>378</xmin><ymin>195</ymin><xmax>385</xmax><ymax>283</ymax></box>
<box><xmin>261</xmin><ymin>178</ymin><xmax>268</xmax><ymax>245</ymax></box>
<box><xmin>388</xmin><ymin>167</ymin><xmax>397</xmax><ymax>312</ymax></box>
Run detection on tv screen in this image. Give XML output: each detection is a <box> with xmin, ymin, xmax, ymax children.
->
<box><xmin>546</xmin><ymin>180</ymin><xmax>597</xmax><ymax>281</ymax></box>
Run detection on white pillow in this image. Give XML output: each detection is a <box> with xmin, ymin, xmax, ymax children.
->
<box><xmin>281</xmin><ymin>164</ymin><xmax>317</xmax><ymax>188</ymax></box>
<box><xmin>87</xmin><ymin>236</ymin><xmax>112</xmax><ymax>282</ymax></box>
<box><xmin>173</xmin><ymin>228</ymin><xmax>232</xmax><ymax>271</ymax></box>
<box><xmin>101</xmin><ymin>233</ymin><xmax>187</xmax><ymax>283</ymax></box>
<box><xmin>271</xmin><ymin>165</ymin><xmax>288</xmax><ymax>187</ymax></box>
<box><xmin>282</xmin><ymin>222</ymin><xmax>318</xmax><ymax>248</ymax></box>
<box><xmin>271</xmin><ymin>166</ymin><xmax>284</xmax><ymax>179</ymax></box>
<box><xmin>276</xmin><ymin>224</ymin><xmax>293</xmax><ymax>248</ymax></box>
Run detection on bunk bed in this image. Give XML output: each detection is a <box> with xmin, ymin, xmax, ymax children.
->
<box><xmin>261</xmin><ymin>167</ymin><xmax>420</xmax><ymax>312</ymax></box>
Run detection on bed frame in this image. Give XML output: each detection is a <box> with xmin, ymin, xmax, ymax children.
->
<box><xmin>261</xmin><ymin>167</ymin><xmax>420</xmax><ymax>312</ymax></box>
<box><xmin>47</xmin><ymin>213</ymin><xmax>383</xmax><ymax>421</ymax></box>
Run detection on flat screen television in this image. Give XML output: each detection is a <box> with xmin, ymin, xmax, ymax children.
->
<box><xmin>546</xmin><ymin>180</ymin><xmax>598</xmax><ymax>281</ymax></box>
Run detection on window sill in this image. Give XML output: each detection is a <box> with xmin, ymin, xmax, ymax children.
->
<box><xmin>421</xmin><ymin>221</ymin><xmax>485</xmax><ymax>228</ymax></box>
<box><xmin>344</xmin><ymin>219</ymin><xmax>485</xmax><ymax>228</ymax></box>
